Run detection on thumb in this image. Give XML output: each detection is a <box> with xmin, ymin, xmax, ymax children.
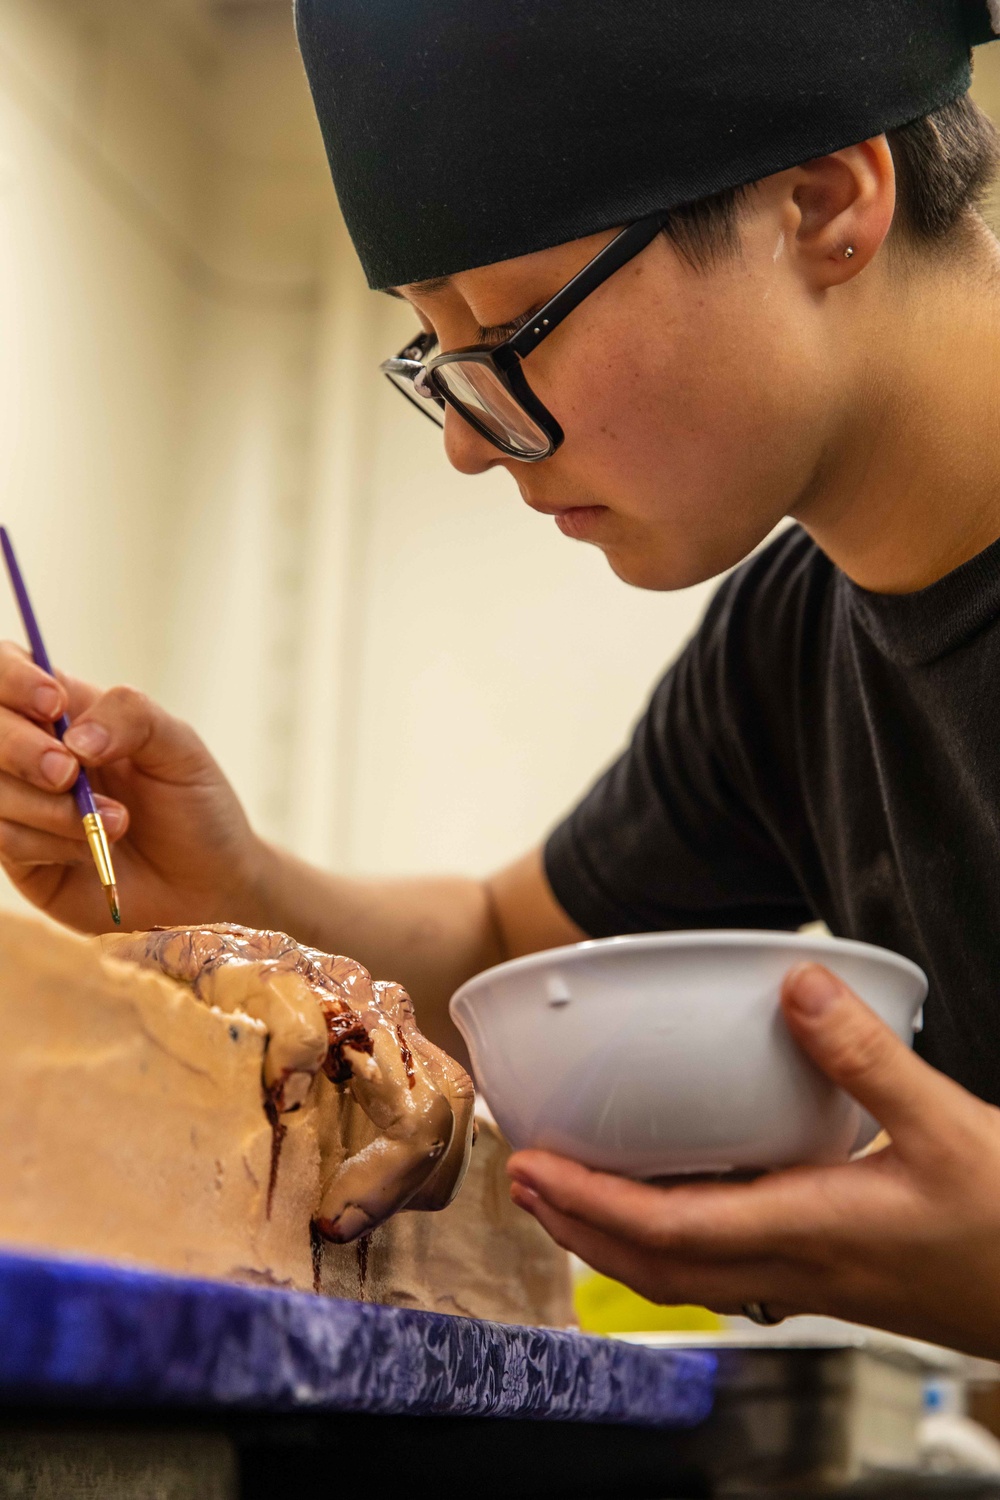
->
<box><xmin>61</xmin><ymin>685</ymin><xmax>215</xmax><ymax>784</ymax></box>
<box><xmin>781</xmin><ymin>962</ymin><xmax>966</xmax><ymax>1156</ymax></box>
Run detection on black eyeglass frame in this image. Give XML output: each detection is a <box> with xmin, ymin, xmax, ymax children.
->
<box><xmin>380</xmin><ymin>213</ymin><xmax>666</xmax><ymax>462</ymax></box>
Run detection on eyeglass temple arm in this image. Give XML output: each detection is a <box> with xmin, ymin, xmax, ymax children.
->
<box><xmin>508</xmin><ymin>215</ymin><xmax>665</xmax><ymax>359</ymax></box>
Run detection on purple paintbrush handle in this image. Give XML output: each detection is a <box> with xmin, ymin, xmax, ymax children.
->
<box><xmin>0</xmin><ymin>527</ymin><xmax>54</xmax><ymax>673</ymax></box>
<box><xmin>0</xmin><ymin>527</ymin><xmax>97</xmax><ymax>819</ymax></box>
<box><xmin>53</xmin><ymin>714</ymin><xmax>98</xmax><ymax>818</ymax></box>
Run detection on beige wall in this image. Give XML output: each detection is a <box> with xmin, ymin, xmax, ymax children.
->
<box><xmin>0</xmin><ymin>0</ymin><xmax>196</xmax><ymax>690</ymax></box>
<box><xmin>0</xmin><ymin>0</ymin><xmax>999</xmax><ymax>912</ymax></box>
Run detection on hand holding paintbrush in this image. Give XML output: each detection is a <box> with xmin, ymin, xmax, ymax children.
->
<box><xmin>0</xmin><ymin>540</ymin><xmax>267</xmax><ymax>936</ymax></box>
<box><xmin>0</xmin><ymin>528</ymin><xmax>120</xmax><ymax>924</ymax></box>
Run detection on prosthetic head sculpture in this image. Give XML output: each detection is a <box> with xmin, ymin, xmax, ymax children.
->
<box><xmin>296</xmin><ymin>2</ymin><xmax>1000</xmax><ymax>593</ymax></box>
<box><xmin>101</xmin><ymin>925</ymin><xmax>475</xmax><ymax>1243</ymax></box>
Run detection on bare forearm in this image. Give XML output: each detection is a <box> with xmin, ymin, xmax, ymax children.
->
<box><xmin>237</xmin><ymin>842</ymin><xmax>585</xmax><ymax>1069</ymax></box>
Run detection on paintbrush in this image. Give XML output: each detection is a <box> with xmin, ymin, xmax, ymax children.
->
<box><xmin>0</xmin><ymin>527</ymin><xmax>120</xmax><ymax>925</ymax></box>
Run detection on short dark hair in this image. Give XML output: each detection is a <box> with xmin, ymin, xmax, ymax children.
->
<box><xmin>661</xmin><ymin>91</ymin><xmax>1000</xmax><ymax>267</ymax></box>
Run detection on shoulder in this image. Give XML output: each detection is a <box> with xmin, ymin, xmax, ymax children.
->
<box><xmin>659</xmin><ymin>525</ymin><xmax>837</xmax><ymax>753</ymax></box>
<box><xmin>692</xmin><ymin>525</ymin><xmax>836</xmax><ymax>683</ymax></box>
<box><xmin>706</xmin><ymin>525</ymin><xmax>833</xmax><ymax>641</ymax></box>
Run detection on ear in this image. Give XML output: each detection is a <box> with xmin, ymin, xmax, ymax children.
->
<box><xmin>787</xmin><ymin>137</ymin><xmax>896</xmax><ymax>288</ymax></box>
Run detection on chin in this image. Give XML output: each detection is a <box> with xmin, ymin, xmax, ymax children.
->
<box><xmin>600</xmin><ymin>542</ymin><xmax>725</xmax><ymax>592</ymax></box>
<box><xmin>600</xmin><ymin>514</ymin><xmax>783</xmax><ymax>590</ymax></box>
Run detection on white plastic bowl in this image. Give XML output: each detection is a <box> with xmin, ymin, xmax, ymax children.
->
<box><xmin>449</xmin><ymin>931</ymin><xmax>927</xmax><ymax>1177</ymax></box>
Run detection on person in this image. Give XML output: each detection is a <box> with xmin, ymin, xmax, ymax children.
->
<box><xmin>3</xmin><ymin>0</ymin><xmax>1000</xmax><ymax>1356</ymax></box>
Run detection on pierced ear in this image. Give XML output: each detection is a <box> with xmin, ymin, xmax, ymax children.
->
<box><xmin>791</xmin><ymin>138</ymin><xmax>895</xmax><ymax>287</ymax></box>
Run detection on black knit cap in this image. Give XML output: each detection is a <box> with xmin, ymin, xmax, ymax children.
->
<box><xmin>295</xmin><ymin>0</ymin><xmax>999</xmax><ymax>290</ymax></box>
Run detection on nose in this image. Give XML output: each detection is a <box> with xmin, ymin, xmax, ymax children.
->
<box><xmin>442</xmin><ymin>406</ymin><xmax>506</xmax><ymax>476</ymax></box>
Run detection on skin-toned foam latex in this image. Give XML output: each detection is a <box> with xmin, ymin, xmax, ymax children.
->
<box><xmin>101</xmin><ymin>924</ymin><xmax>475</xmax><ymax>1242</ymax></box>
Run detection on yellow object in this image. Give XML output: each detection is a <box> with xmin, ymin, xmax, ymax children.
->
<box><xmin>83</xmin><ymin>811</ymin><xmax>120</xmax><ymax>924</ymax></box>
<box><xmin>574</xmin><ymin>1271</ymin><xmax>724</xmax><ymax>1335</ymax></box>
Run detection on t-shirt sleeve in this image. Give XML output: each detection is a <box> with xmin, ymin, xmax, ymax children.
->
<box><xmin>544</xmin><ymin>549</ymin><xmax>816</xmax><ymax>937</ymax></box>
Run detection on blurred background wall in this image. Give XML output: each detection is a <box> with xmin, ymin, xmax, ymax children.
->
<box><xmin>0</xmin><ymin>0</ymin><xmax>998</xmax><ymax>908</ymax></box>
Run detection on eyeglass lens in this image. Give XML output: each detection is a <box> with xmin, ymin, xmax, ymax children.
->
<box><xmin>432</xmin><ymin>361</ymin><xmax>550</xmax><ymax>456</ymax></box>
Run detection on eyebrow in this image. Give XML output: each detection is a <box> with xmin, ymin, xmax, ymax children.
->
<box><xmin>384</xmin><ymin>277</ymin><xmax>452</xmax><ymax>299</ymax></box>
<box><xmin>382</xmin><ymin>281</ymin><xmax>542</xmax><ymax>340</ymax></box>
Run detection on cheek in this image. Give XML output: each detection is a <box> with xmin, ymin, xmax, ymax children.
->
<box><xmin>577</xmin><ymin>306</ymin><xmax>812</xmax><ymax>477</ymax></box>
<box><xmin>535</xmin><ymin>301</ymin><xmax>830</xmax><ymax>584</ymax></box>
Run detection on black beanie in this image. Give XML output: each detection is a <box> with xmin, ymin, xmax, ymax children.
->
<box><xmin>295</xmin><ymin>0</ymin><xmax>999</xmax><ymax>290</ymax></box>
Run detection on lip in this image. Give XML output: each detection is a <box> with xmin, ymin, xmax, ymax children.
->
<box><xmin>552</xmin><ymin>505</ymin><xmax>608</xmax><ymax>540</ymax></box>
<box><xmin>524</xmin><ymin>495</ymin><xmax>608</xmax><ymax>519</ymax></box>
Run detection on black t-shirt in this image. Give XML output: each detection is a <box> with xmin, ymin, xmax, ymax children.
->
<box><xmin>544</xmin><ymin>524</ymin><xmax>1000</xmax><ymax>1106</ymax></box>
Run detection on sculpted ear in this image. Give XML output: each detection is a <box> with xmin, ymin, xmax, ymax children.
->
<box><xmin>786</xmin><ymin>137</ymin><xmax>896</xmax><ymax>287</ymax></box>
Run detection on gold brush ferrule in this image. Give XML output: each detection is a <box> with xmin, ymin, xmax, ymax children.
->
<box><xmin>82</xmin><ymin>811</ymin><xmax>117</xmax><ymax>889</ymax></box>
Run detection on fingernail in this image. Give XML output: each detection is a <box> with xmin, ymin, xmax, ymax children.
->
<box><xmin>98</xmin><ymin>804</ymin><xmax>125</xmax><ymax>834</ymax></box>
<box><xmin>63</xmin><ymin>723</ymin><xmax>109</xmax><ymax>758</ymax></box>
<box><xmin>787</xmin><ymin>963</ymin><xmax>841</xmax><ymax>1015</ymax></box>
<box><xmin>507</xmin><ymin>1164</ymin><xmax>537</xmax><ymax>1190</ymax></box>
<box><xmin>32</xmin><ymin>685</ymin><xmax>61</xmax><ymax>718</ymax></box>
<box><xmin>510</xmin><ymin>1182</ymin><xmax>540</xmax><ymax>1210</ymax></box>
<box><xmin>40</xmin><ymin>749</ymin><xmax>76</xmax><ymax>788</ymax></box>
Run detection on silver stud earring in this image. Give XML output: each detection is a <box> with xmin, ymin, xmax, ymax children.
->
<box><xmin>844</xmin><ymin>245</ymin><xmax>855</xmax><ymax>259</ymax></box>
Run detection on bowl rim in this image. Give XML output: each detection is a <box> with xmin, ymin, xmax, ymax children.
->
<box><xmin>449</xmin><ymin>928</ymin><xmax>928</xmax><ymax>1016</ymax></box>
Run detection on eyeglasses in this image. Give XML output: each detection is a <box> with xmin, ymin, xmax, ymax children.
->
<box><xmin>380</xmin><ymin>214</ymin><xmax>665</xmax><ymax>463</ymax></box>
